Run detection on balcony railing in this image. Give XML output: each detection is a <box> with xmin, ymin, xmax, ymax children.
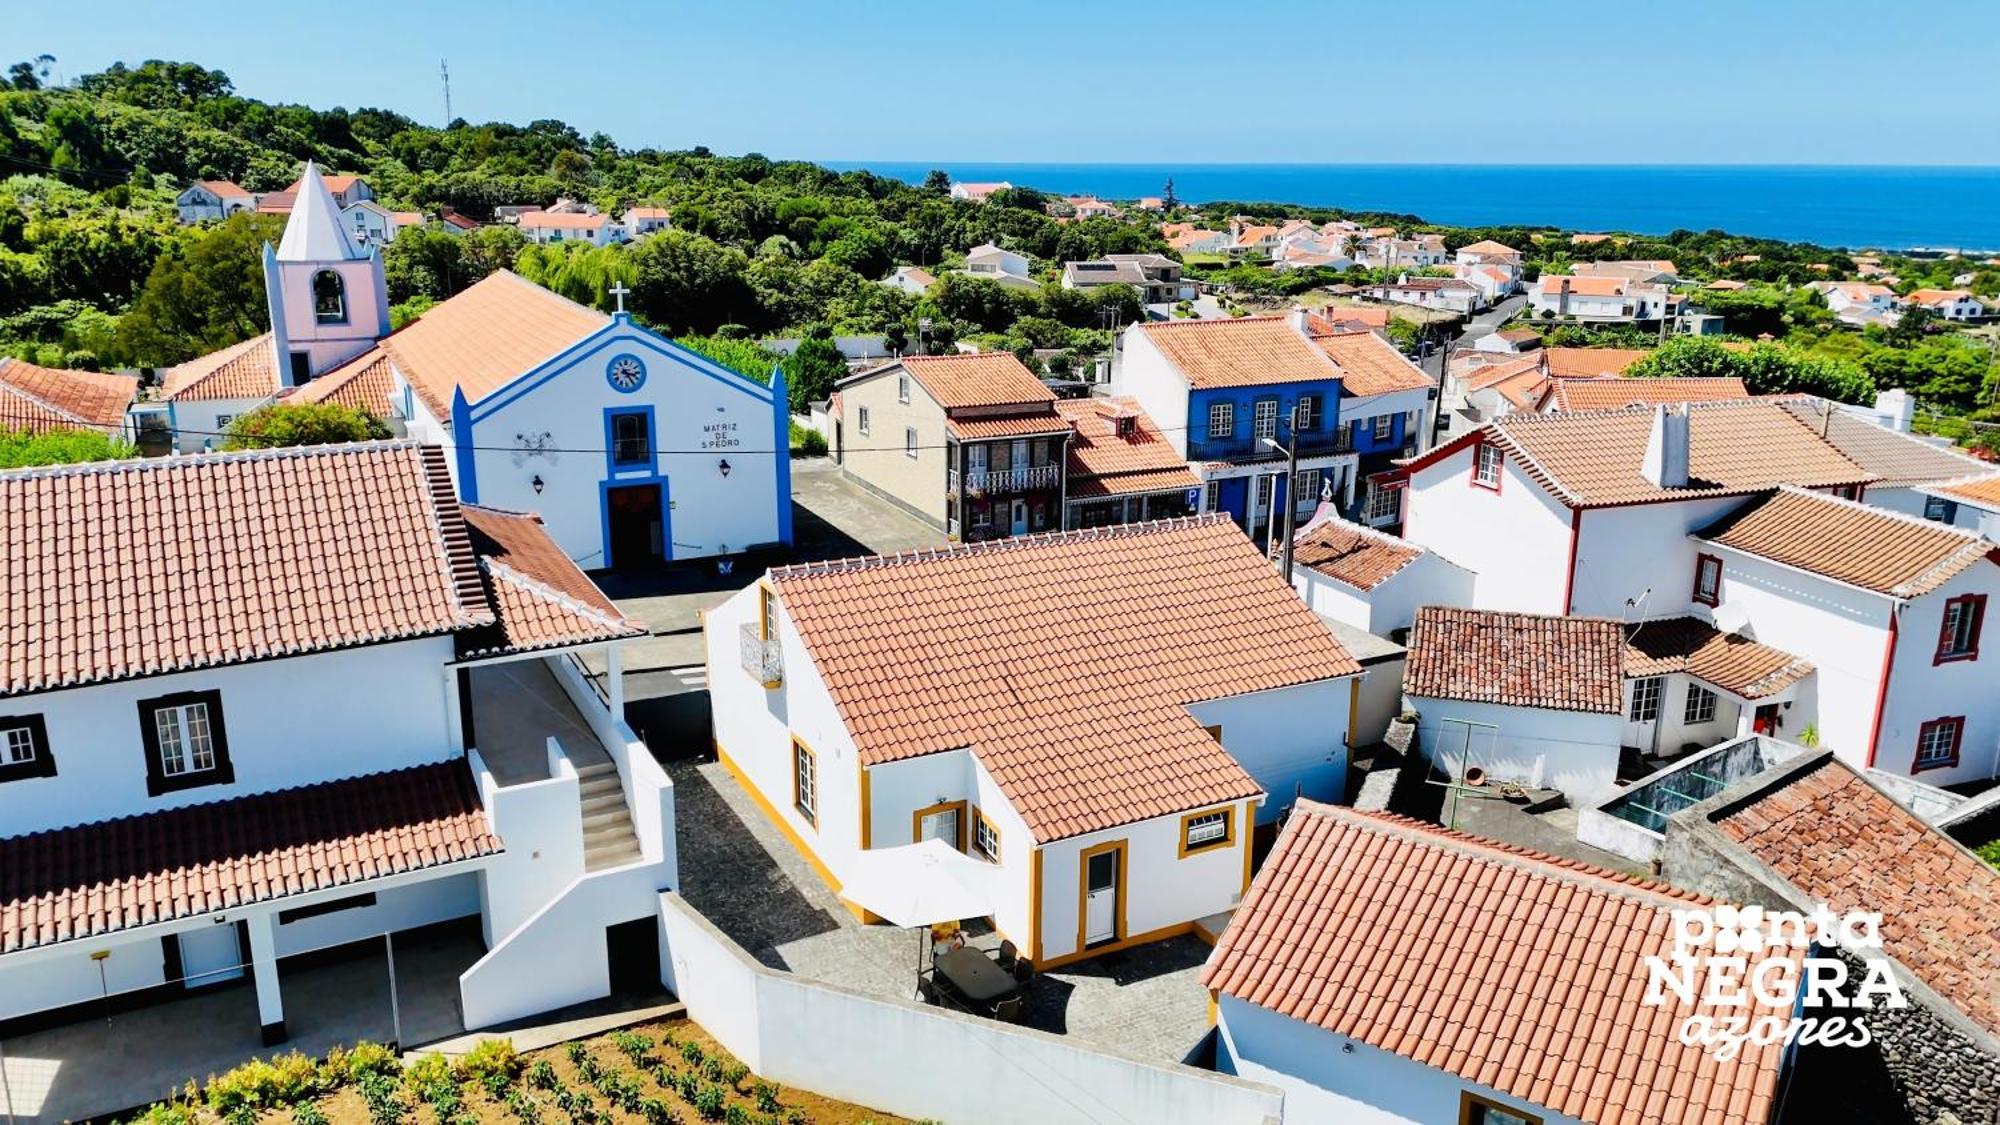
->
<box><xmin>954</xmin><ymin>463</ymin><xmax>1061</xmax><ymax>494</ymax></box>
<box><xmin>739</xmin><ymin>622</ymin><xmax>782</xmax><ymax>688</ymax></box>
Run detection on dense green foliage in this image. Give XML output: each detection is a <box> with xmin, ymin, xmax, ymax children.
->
<box><xmin>1627</xmin><ymin>337</ymin><xmax>1877</xmax><ymax>404</ymax></box>
<box><xmin>0</xmin><ymin>426</ymin><xmax>134</xmax><ymax>467</ymax></box>
<box><xmin>219</xmin><ymin>402</ymin><xmax>392</xmax><ymax>449</ymax></box>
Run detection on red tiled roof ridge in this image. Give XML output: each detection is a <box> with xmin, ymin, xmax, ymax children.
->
<box><xmin>415</xmin><ymin>444</ymin><xmax>498</xmax><ymax>627</ymax></box>
<box><xmin>1137</xmin><ymin>313</ymin><xmax>1287</xmax><ymax>331</ymax></box>
<box><xmin>1317</xmin><ymin>802</ymin><xmax>1718</xmax><ymax>908</ymax></box>
<box><xmin>484</xmin><ymin>558</ymin><xmax>641</xmax><ymax>637</ymax></box>
<box><xmin>0</xmin><ymin>435</ymin><xmax>419</xmax><ymax>482</ymax></box>
<box><xmin>0</xmin><ymin>372</ymin><xmax>86</xmax><ymax>426</ymax></box>
<box><xmin>1739</xmin><ymin>483</ymin><xmax>1995</xmax><ymax>596</ymax></box>
<box><xmin>162</xmin><ymin>332</ymin><xmax>277</xmax><ymax>402</ymax></box>
<box><xmin>771</xmin><ymin>513</ymin><xmax>1234</xmax><ymax>583</ymax></box>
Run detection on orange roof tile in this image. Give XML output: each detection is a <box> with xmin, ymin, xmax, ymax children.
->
<box><xmin>1303</xmin><ymin>306</ymin><xmax>1390</xmax><ymax>331</ymax></box>
<box><xmin>1408</xmin><ymin>400</ymin><xmax>1872</xmax><ymax>507</ymax></box>
<box><xmin>1457</xmin><ymin>239</ymin><xmax>1520</xmax><ymax>256</ymax></box>
<box><xmin>1</xmin><ymin>443</ymin><xmax>493</xmax><ymax>697</ymax></box>
<box><xmin>1936</xmin><ymin>473</ymin><xmax>2000</xmax><ymax>510</ymax></box>
<box><xmin>1542</xmin><ymin>347</ymin><xmax>1653</xmax><ymax>378</ymax></box>
<box><xmin>1697</xmin><ymin>485</ymin><xmax>1995</xmax><ymax>598</ymax></box>
<box><xmin>1288</xmin><ymin>517</ymin><xmax>1426</xmax><ymax>591</ymax></box>
<box><xmin>1709</xmin><ymin>754</ymin><xmax>2000</xmax><ymax>1038</ymax></box>
<box><xmin>1137</xmin><ymin>316</ymin><xmax>1343</xmax><ymax>390</ymax></box>
<box><xmin>1540</xmin><ymin>377</ymin><xmax>1748</xmax><ymax>412</ymax></box>
<box><xmin>0</xmin><ymin>358</ymin><xmax>135</xmax><ymax>433</ymax></box>
<box><xmin>1461</xmin><ymin>353</ymin><xmax>1546</xmax><ymax>393</ymax></box>
<box><xmin>1203</xmin><ymin>802</ymin><xmax>1790</xmax><ymax>1125</ymax></box>
<box><xmin>898</xmin><ymin>352</ymin><xmax>1055</xmax><ymax>411</ymax></box>
<box><xmin>769</xmin><ymin>518</ymin><xmax>1359</xmax><ymax>840</ymax></box>
<box><xmin>1537</xmin><ymin>274</ymin><xmax>1628</xmax><ymax>297</ymax></box>
<box><xmin>1055</xmin><ymin>396</ymin><xmax>1196</xmax><ymax>497</ymax></box>
<box><xmin>162</xmin><ymin>333</ymin><xmax>279</xmax><ymax>402</ymax></box>
<box><xmin>0</xmin><ymin>762</ymin><xmax>501</xmax><ymax>953</ymax></box>
<box><xmin>386</xmin><ymin>271</ymin><xmax>608</xmax><ymax>422</ymax></box>
<box><xmin>1311</xmin><ymin>329</ymin><xmax>1431</xmax><ymax>397</ymax></box>
<box><xmin>1405</xmin><ymin>607</ymin><xmax>1626</xmax><ymax>713</ymax></box>
<box><xmin>1906</xmin><ymin>288</ymin><xmax>1978</xmax><ymax>305</ymax></box>
<box><xmin>519</xmin><ymin>211</ymin><xmax>610</xmax><ymax>230</ymax></box>
<box><xmin>1623</xmin><ymin>616</ymin><xmax>1812</xmax><ymax>699</ymax></box>
<box><xmin>283</xmin><ymin>347</ymin><xmax>395</xmax><ymax>415</ymax></box>
<box><xmin>460</xmin><ymin>505</ymin><xmax>645</xmax><ymax>659</ymax></box>
<box><xmin>943</xmin><ymin>412</ymin><xmax>1071</xmax><ymax>440</ymax></box>
<box><xmin>1778</xmin><ymin>399</ymin><xmax>1986</xmax><ymax>489</ymax></box>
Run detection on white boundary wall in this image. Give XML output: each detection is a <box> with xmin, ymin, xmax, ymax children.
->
<box><xmin>656</xmin><ymin>893</ymin><xmax>1283</xmax><ymax>1125</ymax></box>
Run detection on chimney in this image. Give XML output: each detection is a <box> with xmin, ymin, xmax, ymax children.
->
<box><xmin>1874</xmin><ymin>388</ymin><xmax>1913</xmax><ymax>433</ymax></box>
<box><xmin>1641</xmin><ymin>404</ymin><xmax>1691</xmax><ymax>489</ymax></box>
<box><xmin>1286</xmin><ymin>307</ymin><xmax>1310</xmax><ymax>333</ymax></box>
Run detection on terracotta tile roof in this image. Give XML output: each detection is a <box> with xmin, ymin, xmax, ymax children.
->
<box><xmin>1411</xmin><ymin>400</ymin><xmax>1872</xmax><ymax>508</ymax></box>
<box><xmin>1461</xmin><ymin>353</ymin><xmax>1545</xmax><ymax>393</ymax></box>
<box><xmin>1055</xmin><ymin>397</ymin><xmax>1196</xmax><ymax>497</ymax></box>
<box><xmin>1310</xmin><ymin>330</ymin><xmax>1431</xmax><ymax>397</ymax></box>
<box><xmin>1540</xmin><ymin>377</ymin><xmax>1748</xmax><ymax>412</ymax></box>
<box><xmin>283</xmin><ymin>347</ymin><xmax>395</xmax><ymax>415</ymax></box>
<box><xmin>1623</xmin><ymin>616</ymin><xmax>1813</xmax><ymax>700</ymax></box>
<box><xmin>1</xmin><ymin>442</ymin><xmax>493</xmax><ymax>697</ymax></box>
<box><xmin>1288</xmin><ymin>517</ymin><xmax>1426</xmax><ymax>591</ymax></box>
<box><xmin>1936</xmin><ymin>473</ymin><xmax>2000</xmax><ymax>510</ymax></box>
<box><xmin>0</xmin><ymin>358</ymin><xmax>136</xmax><ymax>432</ymax></box>
<box><xmin>1537</xmin><ymin>274</ymin><xmax>1628</xmax><ymax>297</ymax></box>
<box><xmin>459</xmin><ymin>505</ymin><xmax>644</xmax><ymax>658</ymax></box>
<box><xmin>1779</xmin><ymin>399</ymin><xmax>1988</xmax><ymax>488</ymax></box>
<box><xmin>255</xmin><ymin>192</ymin><xmax>296</xmax><ymax>214</ymax></box>
<box><xmin>386</xmin><ymin>271</ymin><xmax>608</xmax><ymax>422</ymax></box>
<box><xmin>769</xmin><ymin>517</ymin><xmax>1359</xmax><ymax>840</ymax></box>
<box><xmin>1542</xmin><ymin>347</ymin><xmax>1653</xmax><ymax>378</ymax></box>
<box><xmin>519</xmin><ymin>211</ymin><xmax>610</xmax><ymax>230</ymax></box>
<box><xmin>1709</xmin><ymin>755</ymin><xmax>2000</xmax><ymax>1039</ymax></box>
<box><xmin>286</xmin><ymin>174</ymin><xmax>362</xmax><ymax>195</ymax></box>
<box><xmin>943</xmin><ymin>411</ymin><xmax>1071</xmax><ymax>441</ymax></box>
<box><xmin>162</xmin><ymin>333</ymin><xmax>279</xmax><ymax>402</ymax></box>
<box><xmin>897</xmin><ymin>352</ymin><xmax>1055</xmax><ymax>411</ymax></box>
<box><xmin>626</xmin><ymin>207</ymin><xmax>670</xmax><ymax>219</ymax></box>
<box><xmin>1303</xmin><ymin>306</ymin><xmax>1390</xmax><ymax>331</ymax></box>
<box><xmin>0</xmin><ymin>762</ymin><xmax>501</xmax><ymax>953</ymax></box>
<box><xmin>1697</xmin><ymin>485</ymin><xmax>1995</xmax><ymax>598</ymax></box>
<box><xmin>1203</xmin><ymin>802</ymin><xmax>1789</xmax><ymax>1125</ymax></box>
<box><xmin>193</xmin><ymin>179</ymin><xmax>253</xmax><ymax>198</ymax></box>
<box><xmin>1405</xmin><ymin>607</ymin><xmax>1625</xmax><ymax>713</ymax></box>
<box><xmin>1136</xmin><ymin>316</ymin><xmax>1343</xmax><ymax>390</ymax></box>
<box><xmin>1457</xmin><ymin>239</ymin><xmax>1519</xmax><ymax>256</ymax></box>
<box><xmin>1906</xmin><ymin>288</ymin><xmax>1979</xmax><ymax>306</ymax></box>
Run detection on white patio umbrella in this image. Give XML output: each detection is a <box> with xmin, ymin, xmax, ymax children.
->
<box><xmin>839</xmin><ymin>839</ymin><xmax>996</xmax><ymax>999</ymax></box>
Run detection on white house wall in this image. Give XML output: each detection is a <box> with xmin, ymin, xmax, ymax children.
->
<box><xmin>1032</xmin><ymin>802</ymin><xmax>1250</xmax><ymax>964</ymax></box>
<box><xmin>1404</xmin><ymin>449</ymin><xmax>1572</xmax><ymax>613</ymax></box>
<box><xmin>1185</xmin><ymin>679</ymin><xmax>1349</xmax><ymax>826</ymax></box>
<box><xmin>1407</xmin><ymin>696</ymin><xmax>1623</xmax><ymax>801</ymax></box>
<box><xmin>1354</xmin><ymin>660</ymin><xmax>1406</xmax><ymax>746</ymax></box>
<box><xmin>467</xmin><ymin>327</ymin><xmax>784</xmax><ymax>566</ymax></box>
<box><xmin>1111</xmin><ymin>328</ymin><xmax>1191</xmax><ymax>459</ymax></box>
<box><xmin>1879</xmin><ymin>566</ymin><xmax>2000</xmax><ymax>784</ymax></box>
<box><xmin>1569</xmin><ymin>497</ymin><xmax>1740</xmax><ymax>618</ymax></box>
<box><xmin>0</xmin><ymin>636</ymin><xmax>458</xmax><ymax>837</ymax></box>
<box><xmin>1216</xmin><ymin>996</ymin><xmax>1586</xmax><ymax>1125</ymax></box>
<box><xmin>1368</xmin><ymin>555</ymin><xmax>1476</xmax><ymax>635</ymax></box>
<box><xmin>171</xmin><ymin>395</ymin><xmax>271</xmax><ymax>453</ymax></box>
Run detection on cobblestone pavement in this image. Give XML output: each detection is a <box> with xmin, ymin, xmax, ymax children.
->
<box><xmin>671</xmin><ymin>758</ymin><xmax>1215</xmax><ymax>1064</ymax></box>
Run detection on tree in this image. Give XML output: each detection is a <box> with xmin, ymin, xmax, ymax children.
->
<box><xmin>0</xmin><ymin>426</ymin><xmax>133</xmax><ymax>468</ymax></box>
<box><xmin>115</xmin><ymin>213</ymin><xmax>283</xmax><ymax>364</ymax></box>
<box><xmin>220</xmin><ymin>403</ymin><xmax>391</xmax><ymax>449</ymax></box>
<box><xmin>1161</xmin><ymin>176</ymin><xmax>1178</xmax><ymax>211</ymax></box>
<box><xmin>780</xmin><ymin>328</ymin><xmax>846</xmax><ymax>413</ymax></box>
<box><xmin>1627</xmin><ymin>337</ymin><xmax>1875</xmax><ymax>404</ymax></box>
<box><xmin>922</xmin><ymin>169</ymin><xmax>952</xmax><ymax>196</ymax></box>
<box><xmin>675</xmin><ymin>334</ymin><xmax>780</xmax><ymax>384</ymax></box>
<box><xmin>626</xmin><ymin>230</ymin><xmax>755</xmax><ymax>335</ymax></box>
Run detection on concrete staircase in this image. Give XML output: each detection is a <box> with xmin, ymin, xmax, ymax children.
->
<box><xmin>578</xmin><ymin>760</ymin><xmax>642</xmax><ymax>871</ymax></box>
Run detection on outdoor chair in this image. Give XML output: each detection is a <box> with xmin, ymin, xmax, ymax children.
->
<box><xmin>1013</xmin><ymin>959</ymin><xmax>1035</xmax><ymax>986</ymax></box>
<box><xmin>993</xmin><ymin>995</ymin><xmax>1024</xmax><ymax>1023</ymax></box>
<box><xmin>997</xmin><ymin>939</ymin><xmax>1017</xmax><ymax>969</ymax></box>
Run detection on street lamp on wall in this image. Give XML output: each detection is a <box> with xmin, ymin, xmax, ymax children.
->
<box><xmin>531</xmin><ymin>475</ymin><xmax>545</xmax><ymax>494</ymax></box>
<box><xmin>718</xmin><ymin>459</ymin><xmax>731</xmax><ymax>478</ymax></box>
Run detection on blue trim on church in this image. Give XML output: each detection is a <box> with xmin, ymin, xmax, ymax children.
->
<box><xmin>468</xmin><ymin>319</ymin><xmax>775</xmax><ymax>425</ymax></box>
<box><xmin>770</xmin><ymin>366</ymin><xmax>793</xmax><ymax>546</ymax></box>
<box><xmin>451</xmin><ymin>387</ymin><xmax>479</xmax><ymax>503</ymax></box>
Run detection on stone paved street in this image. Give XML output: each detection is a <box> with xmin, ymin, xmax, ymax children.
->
<box><xmin>671</xmin><ymin>759</ymin><xmax>1216</xmax><ymax>1064</ymax></box>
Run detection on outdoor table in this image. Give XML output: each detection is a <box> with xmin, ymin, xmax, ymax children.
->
<box><xmin>934</xmin><ymin>946</ymin><xmax>1016</xmax><ymax>1007</ymax></box>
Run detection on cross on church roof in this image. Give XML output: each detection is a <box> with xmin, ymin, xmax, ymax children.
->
<box><xmin>609</xmin><ymin>281</ymin><xmax>631</xmax><ymax>315</ymax></box>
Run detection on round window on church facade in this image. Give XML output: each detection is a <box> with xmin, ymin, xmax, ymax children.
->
<box><xmin>606</xmin><ymin>353</ymin><xmax>647</xmax><ymax>393</ymax></box>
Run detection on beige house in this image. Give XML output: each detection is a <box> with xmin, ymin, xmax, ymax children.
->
<box><xmin>831</xmin><ymin>353</ymin><xmax>1070</xmax><ymax>540</ymax></box>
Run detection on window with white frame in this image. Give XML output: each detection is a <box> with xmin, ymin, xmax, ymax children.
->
<box><xmin>905</xmin><ymin>426</ymin><xmax>918</xmax><ymax>458</ymax></box>
<box><xmin>897</xmin><ymin>374</ymin><xmax>911</xmax><ymax>403</ymax></box>
<box><xmin>1255</xmin><ymin>474</ymin><xmax>1274</xmax><ymax>512</ymax></box>
<box><xmin>1628</xmin><ymin>677</ymin><xmax>1662</xmax><ymax>722</ymax></box>
<box><xmin>1937</xmin><ymin>595</ymin><xmax>1984</xmax><ymax>663</ymax></box>
<box><xmin>793</xmin><ymin>738</ymin><xmax>818</xmax><ymax>824</ymax></box>
<box><xmin>0</xmin><ymin>714</ymin><xmax>53</xmax><ymax>783</ymax></box>
<box><xmin>1293</xmin><ymin>395</ymin><xmax>1317</xmax><ymax>431</ymax></box>
<box><xmin>1207</xmin><ymin>401</ymin><xmax>1233</xmax><ymax>440</ymax></box>
<box><xmin>857</xmin><ymin>405</ymin><xmax>871</xmax><ymax>435</ymax></box>
<box><xmin>1253</xmin><ymin>399</ymin><xmax>1279</xmax><ymax>440</ymax></box>
<box><xmin>1366</xmin><ymin>481</ymin><xmax>1400</xmax><ymax>522</ymax></box>
<box><xmin>155</xmin><ymin>701</ymin><xmax>216</xmax><ymax>776</ymax></box>
<box><xmin>140</xmin><ymin>689</ymin><xmax>230</xmax><ymax>795</ymax></box>
<box><xmin>974</xmin><ymin>812</ymin><xmax>1000</xmax><ymax>861</ymax></box>
<box><xmin>1183</xmin><ymin>809</ymin><xmax>1231</xmax><ymax>853</ymax></box>
<box><xmin>1203</xmin><ymin>480</ymin><xmax>1220</xmax><ymax>512</ymax></box>
<box><xmin>1296</xmin><ymin>469</ymin><xmax>1321</xmax><ymax>507</ymax></box>
<box><xmin>1473</xmin><ymin>442</ymin><xmax>1503</xmax><ymax>489</ymax></box>
<box><xmin>1915</xmin><ymin>717</ymin><xmax>1962</xmax><ymax>771</ymax></box>
<box><xmin>1683</xmin><ymin>685</ymin><xmax>1717</xmax><ymax>724</ymax></box>
<box><xmin>1372</xmin><ymin>413</ymin><xmax>1394</xmax><ymax>442</ymax></box>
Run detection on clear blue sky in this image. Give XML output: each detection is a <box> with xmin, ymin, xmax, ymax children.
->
<box><xmin>9</xmin><ymin>0</ymin><xmax>1996</xmax><ymax>164</ymax></box>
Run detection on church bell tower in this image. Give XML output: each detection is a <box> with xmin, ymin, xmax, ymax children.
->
<box><xmin>263</xmin><ymin>162</ymin><xmax>390</xmax><ymax>386</ymax></box>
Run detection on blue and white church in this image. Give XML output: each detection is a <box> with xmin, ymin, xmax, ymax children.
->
<box><xmin>242</xmin><ymin>162</ymin><xmax>792</xmax><ymax>569</ymax></box>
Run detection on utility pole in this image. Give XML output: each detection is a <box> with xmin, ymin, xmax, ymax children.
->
<box><xmin>1264</xmin><ymin>411</ymin><xmax>1304</xmax><ymax>584</ymax></box>
<box><xmin>439</xmin><ymin>59</ymin><xmax>453</xmax><ymax>126</ymax></box>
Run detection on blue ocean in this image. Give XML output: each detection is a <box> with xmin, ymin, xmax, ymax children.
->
<box><xmin>819</xmin><ymin>162</ymin><xmax>2000</xmax><ymax>252</ymax></box>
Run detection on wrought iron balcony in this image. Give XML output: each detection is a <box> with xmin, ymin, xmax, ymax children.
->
<box><xmin>956</xmin><ymin>464</ymin><xmax>1062</xmax><ymax>495</ymax></box>
<box><xmin>739</xmin><ymin>622</ymin><xmax>782</xmax><ymax>688</ymax></box>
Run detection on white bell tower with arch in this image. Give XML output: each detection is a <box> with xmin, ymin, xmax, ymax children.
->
<box><xmin>262</xmin><ymin>162</ymin><xmax>390</xmax><ymax>386</ymax></box>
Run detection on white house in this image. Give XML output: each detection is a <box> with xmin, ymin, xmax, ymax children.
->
<box><xmin>1283</xmin><ymin>512</ymin><xmax>1474</xmax><ymax>637</ymax></box>
<box><xmin>1922</xmin><ymin>473</ymin><xmax>2000</xmax><ymax>540</ymax></box>
<box><xmin>702</xmin><ymin>516</ymin><xmax>1361</xmax><ymax>967</ymax></box>
<box><xmin>622</xmin><ymin>206</ymin><xmax>671</xmax><ymax>239</ymax></box>
<box><xmin>341</xmin><ymin>199</ymin><xmax>424</xmax><ymax>248</ymax></box>
<box><xmin>1812</xmin><ymin>280</ymin><xmax>1899</xmax><ymax>316</ymax></box>
<box><xmin>1903</xmin><ymin>288</ymin><xmax>1987</xmax><ymax>321</ymax></box>
<box><xmin>948</xmin><ymin>181</ymin><xmax>1012</xmax><ymax>203</ymax></box>
<box><xmin>1530</xmin><ymin>275</ymin><xmax>1681</xmax><ymax>322</ymax></box>
<box><xmin>176</xmin><ymin>180</ymin><xmax>258</xmax><ymax>223</ymax></box>
<box><xmin>519</xmin><ymin>211</ymin><xmax>621</xmax><ymax>246</ymax></box>
<box><xmin>0</xmin><ymin>442</ymin><xmax>673</xmax><ymax>1041</ymax></box>
<box><xmin>1365</xmin><ymin>275</ymin><xmax>1479</xmax><ymax>314</ymax></box>
<box><xmin>1203</xmin><ymin>801</ymin><xmax>1795</xmax><ymax>1125</ymax></box>
<box><xmin>1452</xmin><ymin>238</ymin><xmax>1521</xmax><ymax>277</ymax></box>
<box><xmin>149</xmin><ymin>162</ymin><xmax>793</xmax><ymax>568</ymax></box>
<box><xmin>1776</xmin><ymin>397</ymin><xmax>1988</xmax><ymax>516</ymax></box>
<box><xmin>1356</xmin><ymin>235</ymin><xmax>1446</xmax><ymax>270</ymax></box>
<box><xmin>958</xmin><ymin>242</ymin><xmax>1036</xmax><ymax>289</ymax></box>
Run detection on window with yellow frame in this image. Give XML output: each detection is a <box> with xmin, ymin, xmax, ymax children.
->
<box><xmin>792</xmin><ymin>737</ymin><xmax>817</xmax><ymax>827</ymax></box>
<box><xmin>758</xmin><ymin>584</ymin><xmax>778</xmax><ymax>641</ymax></box>
<box><xmin>1178</xmin><ymin>806</ymin><xmax>1234</xmax><ymax>858</ymax></box>
<box><xmin>973</xmin><ymin>809</ymin><xmax>1001</xmax><ymax>861</ymax></box>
